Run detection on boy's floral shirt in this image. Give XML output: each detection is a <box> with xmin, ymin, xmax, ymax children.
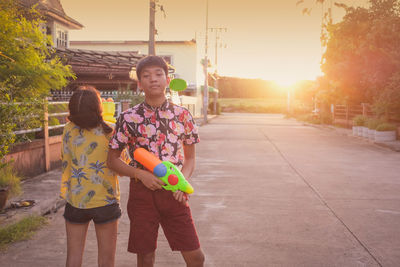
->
<box><xmin>61</xmin><ymin>122</ymin><xmax>120</xmax><ymax>209</ymax></box>
<box><xmin>109</xmin><ymin>100</ymin><xmax>199</xmax><ymax>169</ymax></box>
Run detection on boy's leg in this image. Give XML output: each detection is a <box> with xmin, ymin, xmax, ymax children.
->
<box><xmin>94</xmin><ymin>220</ymin><xmax>118</xmax><ymax>267</ymax></box>
<box><xmin>156</xmin><ymin>191</ymin><xmax>204</xmax><ymax>266</ymax></box>
<box><xmin>65</xmin><ymin>220</ymin><xmax>90</xmax><ymax>267</ymax></box>
<box><xmin>137</xmin><ymin>252</ymin><xmax>156</xmax><ymax>267</ymax></box>
<box><xmin>181</xmin><ymin>248</ymin><xmax>205</xmax><ymax>267</ymax></box>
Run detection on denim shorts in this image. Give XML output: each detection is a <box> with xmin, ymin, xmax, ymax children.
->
<box><xmin>63</xmin><ymin>202</ymin><xmax>122</xmax><ymax>225</ymax></box>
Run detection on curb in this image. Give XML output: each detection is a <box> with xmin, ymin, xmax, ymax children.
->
<box><xmin>0</xmin><ymin>169</ymin><xmax>65</xmax><ymax>227</ymax></box>
<box><xmin>195</xmin><ymin>114</ymin><xmax>218</xmax><ymax>126</ymax></box>
<box><xmin>302</xmin><ymin>122</ymin><xmax>400</xmax><ymax>152</ymax></box>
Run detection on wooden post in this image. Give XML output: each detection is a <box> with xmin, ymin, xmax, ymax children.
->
<box><xmin>121</xmin><ymin>100</ymin><xmax>131</xmax><ymax>112</ymax></box>
<box><xmin>213</xmin><ymin>92</ymin><xmax>218</xmax><ymax>115</ymax></box>
<box><xmin>331</xmin><ymin>104</ymin><xmax>335</xmax><ymax>123</ymax></box>
<box><xmin>362</xmin><ymin>103</ymin><xmax>367</xmax><ymax>116</ymax></box>
<box><xmin>345</xmin><ymin>104</ymin><xmax>349</xmax><ymax>127</ymax></box>
<box><xmin>43</xmin><ymin>99</ymin><xmax>50</xmax><ymax>172</ymax></box>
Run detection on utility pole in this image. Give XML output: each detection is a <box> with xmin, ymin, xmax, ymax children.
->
<box><xmin>209</xmin><ymin>27</ymin><xmax>226</xmax><ymax>115</ymax></box>
<box><xmin>203</xmin><ymin>0</ymin><xmax>209</xmax><ymax>124</ymax></box>
<box><xmin>209</xmin><ymin>27</ymin><xmax>227</xmax><ymax>71</ymax></box>
<box><xmin>148</xmin><ymin>0</ymin><xmax>156</xmax><ymax>55</ymax></box>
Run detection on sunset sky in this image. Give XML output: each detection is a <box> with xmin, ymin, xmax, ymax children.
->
<box><xmin>61</xmin><ymin>0</ymin><xmax>367</xmax><ymax>85</ymax></box>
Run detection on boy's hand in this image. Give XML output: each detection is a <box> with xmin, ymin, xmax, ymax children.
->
<box><xmin>173</xmin><ymin>191</ymin><xmax>189</xmax><ymax>206</ymax></box>
<box><xmin>140</xmin><ymin>171</ymin><xmax>165</xmax><ymax>191</ymax></box>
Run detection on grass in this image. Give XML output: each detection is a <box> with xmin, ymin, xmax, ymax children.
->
<box><xmin>219</xmin><ymin>98</ymin><xmax>290</xmax><ymax>113</ymax></box>
<box><xmin>219</xmin><ymin>98</ymin><xmax>310</xmax><ymax>115</ymax></box>
<box><xmin>0</xmin><ymin>162</ymin><xmax>22</xmax><ymax>197</ymax></box>
<box><xmin>0</xmin><ymin>215</ymin><xmax>48</xmax><ymax>250</ymax></box>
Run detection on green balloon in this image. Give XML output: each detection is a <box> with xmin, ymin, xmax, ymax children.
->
<box><xmin>169</xmin><ymin>78</ymin><xmax>187</xmax><ymax>91</ymax></box>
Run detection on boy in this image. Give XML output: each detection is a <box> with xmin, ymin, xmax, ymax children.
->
<box><xmin>107</xmin><ymin>56</ymin><xmax>205</xmax><ymax>267</ymax></box>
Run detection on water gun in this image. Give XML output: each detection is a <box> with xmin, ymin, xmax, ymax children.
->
<box><xmin>169</xmin><ymin>78</ymin><xmax>187</xmax><ymax>91</ymax></box>
<box><xmin>133</xmin><ymin>147</ymin><xmax>194</xmax><ymax>194</ymax></box>
<box><xmin>101</xmin><ymin>98</ymin><xmax>116</xmax><ymax>124</ymax></box>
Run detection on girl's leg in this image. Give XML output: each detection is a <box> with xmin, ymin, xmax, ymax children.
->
<box><xmin>94</xmin><ymin>220</ymin><xmax>119</xmax><ymax>267</ymax></box>
<box><xmin>181</xmin><ymin>248</ymin><xmax>205</xmax><ymax>267</ymax></box>
<box><xmin>65</xmin><ymin>220</ymin><xmax>90</xmax><ymax>267</ymax></box>
<box><xmin>137</xmin><ymin>252</ymin><xmax>156</xmax><ymax>267</ymax></box>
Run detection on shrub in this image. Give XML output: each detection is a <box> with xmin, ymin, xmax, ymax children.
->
<box><xmin>297</xmin><ymin>114</ymin><xmax>321</xmax><ymax>124</ymax></box>
<box><xmin>208</xmin><ymin>101</ymin><xmax>221</xmax><ymax>115</ymax></box>
<box><xmin>353</xmin><ymin>115</ymin><xmax>367</xmax><ymax>126</ymax></box>
<box><xmin>376</xmin><ymin>123</ymin><xmax>397</xmax><ymax>132</ymax></box>
<box><xmin>320</xmin><ymin>112</ymin><xmax>333</xmax><ymax>124</ymax></box>
<box><xmin>0</xmin><ymin>162</ymin><xmax>22</xmax><ymax>197</ymax></box>
<box><xmin>367</xmin><ymin>118</ymin><xmax>382</xmax><ymax>130</ymax></box>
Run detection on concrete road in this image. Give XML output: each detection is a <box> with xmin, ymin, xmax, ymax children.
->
<box><xmin>1</xmin><ymin>113</ymin><xmax>400</xmax><ymax>266</ymax></box>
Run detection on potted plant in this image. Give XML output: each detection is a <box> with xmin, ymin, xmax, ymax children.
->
<box><xmin>374</xmin><ymin>123</ymin><xmax>397</xmax><ymax>142</ymax></box>
<box><xmin>0</xmin><ymin>162</ymin><xmax>22</xmax><ymax>210</ymax></box>
<box><xmin>352</xmin><ymin>115</ymin><xmax>367</xmax><ymax>137</ymax></box>
<box><xmin>366</xmin><ymin>118</ymin><xmax>381</xmax><ymax>141</ymax></box>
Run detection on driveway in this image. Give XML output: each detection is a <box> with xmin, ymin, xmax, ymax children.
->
<box><xmin>1</xmin><ymin>113</ymin><xmax>400</xmax><ymax>267</ymax></box>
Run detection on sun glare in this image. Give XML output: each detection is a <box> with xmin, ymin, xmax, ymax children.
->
<box><xmin>273</xmin><ymin>77</ymin><xmax>300</xmax><ymax>88</ymax></box>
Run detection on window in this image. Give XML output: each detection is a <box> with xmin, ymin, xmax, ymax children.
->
<box><xmin>56</xmin><ymin>29</ymin><xmax>68</xmax><ymax>48</ymax></box>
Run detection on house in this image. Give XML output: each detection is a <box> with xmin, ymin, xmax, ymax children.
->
<box><xmin>19</xmin><ymin>0</ymin><xmax>83</xmax><ymax>48</ymax></box>
<box><xmin>70</xmin><ymin>40</ymin><xmax>202</xmax><ymax>116</ymax></box>
<box><xmin>19</xmin><ymin>0</ymin><xmax>144</xmax><ymax>95</ymax></box>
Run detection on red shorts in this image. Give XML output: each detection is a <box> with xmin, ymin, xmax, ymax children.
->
<box><xmin>127</xmin><ymin>180</ymin><xmax>200</xmax><ymax>254</ymax></box>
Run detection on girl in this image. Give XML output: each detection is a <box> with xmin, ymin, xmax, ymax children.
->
<box><xmin>61</xmin><ymin>86</ymin><xmax>120</xmax><ymax>267</ymax></box>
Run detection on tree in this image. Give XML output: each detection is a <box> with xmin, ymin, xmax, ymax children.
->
<box><xmin>321</xmin><ymin>0</ymin><xmax>400</xmax><ymax>107</ymax></box>
<box><xmin>0</xmin><ymin>0</ymin><xmax>75</xmax><ymax>160</ymax></box>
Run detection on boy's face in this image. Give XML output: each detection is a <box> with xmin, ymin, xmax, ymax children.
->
<box><xmin>138</xmin><ymin>65</ymin><xmax>170</xmax><ymax>99</ymax></box>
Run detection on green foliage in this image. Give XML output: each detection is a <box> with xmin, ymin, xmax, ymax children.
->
<box><xmin>217</xmin><ymin>76</ymin><xmax>286</xmax><ymax>99</ymax></box>
<box><xmin>48</xmin><ymin>103</ymin><xmax>68</xmax><ymax>114</ymax></box>
<box><xmin>367</xmin><ymin>118</ymin><xmax>382</xmax><ymax>129</ymax></box>
<box><xmin>372</xmin><ymin>72</ymin><xmax>400</xmax><ymax>117</ymax></box>
<box><xmin>291</xmin><ymin>111</ymin><xmax>333</xmax><ymax>125</ymax></box>
<box><xmin>0</xmin><ymin>0</ymin><xmax>75</xmax><ymax>160</ymax></box>
<box><xmin>0</xmin><ymin>162</ymin><xmax>22</xmax><ymax>197</ymax></box>
<box><xmin>353</xmin><ymin>115</ymin><xmax>368</xmax><ymax>126</ymax></box>
<box><xmin>130</xmin><ymin>94</ymin><xmax>145</xmax><ymax>106</ymax></box>
<box><xmin>322</xmin><ymin>0</ymin><xmax>400</xmax><ymax>106</ymax></box>
<box><xmin>376</xmin><ymin>122</ymin><xmax>397</xmax><ymax>131</ymax></box>
<box><xmin>219</xmin><ymin>98</ymin><xmax>289</xmax><ymax>114</ymax></box>
<box><xmin>0</xmin><ymin>215</ymin><xmax>47</xmax><ymax>250</ymax></box>
<box><xmin>320</xmin><ymin>112</ymin><xmax>333</xmax><ymax>124</ymax></box>
<box><xmin>297</xmin><ymin>114</ymin><xmax>321</xmax><ymax>124</ymax></box>
<box><xmin>208</xmin><ymin>101</ymin><xmax>221</xmax><ymax>115</ymax></box>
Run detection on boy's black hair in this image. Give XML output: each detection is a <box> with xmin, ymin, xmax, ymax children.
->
<box><xmin>68</xmin><ymin>85</ymin><xmax>113</xmax><ymax>134</ymax></box>
<box><xmin>136</xmin><ymin>55</ymin><xmax>169</xmax><ymax>80</ymax></box>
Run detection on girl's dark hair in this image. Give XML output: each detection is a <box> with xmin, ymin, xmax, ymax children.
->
<box><xmin>68</xmin><ymin>86</ymin><xmax>113</xmax><ymax>134</ymax></box>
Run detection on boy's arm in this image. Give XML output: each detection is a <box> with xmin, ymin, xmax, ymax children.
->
<box><xmin>107</xmin><ymin>149</ymin><xmax>165</xmax><ymax>190</ymax></box>
<box><xmin>173</xmin><ymin>144</ymin><xmax>196</xmax><ymax>204</ymax></box>
<box><xmin>181</xmin><ymin>144</ymin><xmax>196</xmax><ymax>179</ymax></box>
